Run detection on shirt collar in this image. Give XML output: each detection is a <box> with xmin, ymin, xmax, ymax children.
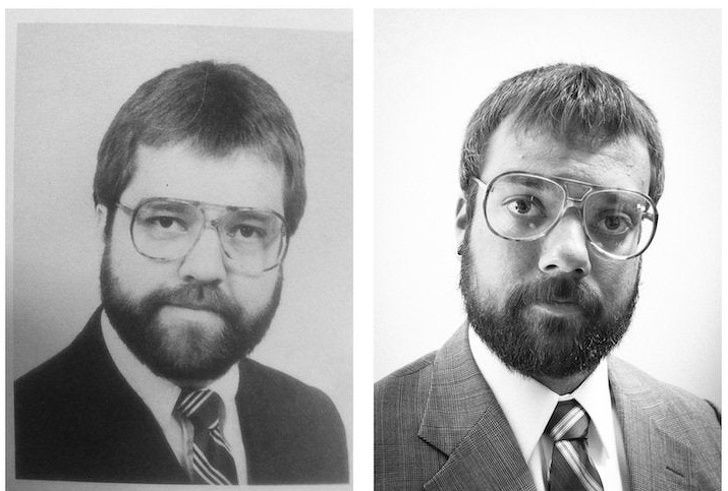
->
<box><xmin>468</xmin><ymin>325</ymin><xmax>614</xmax><ymax>461</ymax></box>
<box><xmin>569</xmin><ymin>357</ymin><xmax>615</xmax><ymax>459</ymax></box>
<box><xmin>101</xmin><ymin>310</ymin><xmax>240</xmax><ymax>422</ymax></box>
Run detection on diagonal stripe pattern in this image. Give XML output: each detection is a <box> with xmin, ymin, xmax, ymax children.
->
<box><xmin>545</xmin><ymin>400</ymin><xmax>603</xmax><ymax>491</ymax></box>
<box><xmin>175</xmin><ymin>388</ymin><xmax>239</xmax><ymax>485</ymax></box>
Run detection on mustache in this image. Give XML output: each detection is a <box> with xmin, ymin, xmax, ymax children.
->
<box><xmin>141</xmin><ymin>283</ymin><xmax>243</xmax><ymax>321</ymax></box>
<box><xmin>509</xmin><ymin>277</ymin><xmax>602</xmax><ymax>316</ymax></box>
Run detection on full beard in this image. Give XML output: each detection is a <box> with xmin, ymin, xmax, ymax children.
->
<box><xmin>459</xmin><ymin>233</ymin><xmax>639</xmax><ymax>379</ymax></box>
<box><xmin>100</xmin><ymin>247</ymin><xmax>282</xmax><ymax>383</ymax></box>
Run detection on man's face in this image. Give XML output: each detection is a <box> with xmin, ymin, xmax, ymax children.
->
<box><xmin>99</xmin><ymin>142</ymin><xmax>285</xmax><ymax>384</ymax></box>
<box><xmin>458</xmin><ymin>121</ymin><xmax>651</xmax><ymax>379</ymax></box>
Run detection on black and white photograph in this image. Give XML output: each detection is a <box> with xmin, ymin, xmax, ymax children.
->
<box><xmin>7</xmin><ymin>10</ymin><xmax>352</xmax><ymax>489</ymax></box>
<box><xmin>5</xmin><ymin>6</ymin><xmax>725</xmax><ymax>491</ymax></box>
<box><xmin>374</xmin><ymin>9</ymin><xmax>721</xmax><ymax>490</ymax></box>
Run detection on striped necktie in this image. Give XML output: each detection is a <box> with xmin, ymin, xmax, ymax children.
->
<box><xmin>175</xmin><ymin>388</ymin><xmax>239</xmax><ymax>485</ymax></box>
<box><xmin>545</xmin><ymin>400</ymin><xmax>603</xmax><ymax>491</ymax></box>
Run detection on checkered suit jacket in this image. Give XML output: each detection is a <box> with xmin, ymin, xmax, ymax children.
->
<box><xmin>375</xmin><ymin>324</ymin><xmax>721</xmax><ymax>490</ymax></box>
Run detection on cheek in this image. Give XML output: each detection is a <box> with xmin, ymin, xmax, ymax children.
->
<box><xmin>468</xmin><ymin>224</ymin><xmax>540</xmax><ymax>290</ymax></box>
<box><xmin>227</xmin><ymin>271</ymin><xmax>280</xmax><ymax>312</ymax></box>
<box><xmin>590</xmin><ymin>258</ymin><xmax>640</xmax><ymax>303</ymax></box>
<box><xmin>109</xmin><ymin>247</ymin><xmax>175</xmax><ymax>299</ymax></box>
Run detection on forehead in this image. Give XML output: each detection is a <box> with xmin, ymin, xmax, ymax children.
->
<box><xmin>121</xmin><ymin>142</ymin><xmax>284</xmax><ymax>212</ymax></box>
<box><xmin>481</xmin><ymin>120</ymin><xmax>651</xmax><ymax>193</ymax></box>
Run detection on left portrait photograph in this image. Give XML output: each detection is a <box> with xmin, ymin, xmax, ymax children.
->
<box><xmin>7</xmin><ymin>10</ymin><xmax>352</xmax><ymax>489</ymax></box>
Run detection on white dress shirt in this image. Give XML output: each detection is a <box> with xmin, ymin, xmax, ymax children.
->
<box><xmin>468</xmin><ymin>326</ymin><xmax>629</xmax><ymax>491</ymax></box>
<box><xmin>101</xmin><ymin>311</ymin><xmax>248</xmax><ymax>482</ymax></box>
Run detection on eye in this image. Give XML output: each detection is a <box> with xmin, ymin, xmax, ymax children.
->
<box><xmin>154</xmin><ymin>216</ymin><xmax>179</xmax><ymax>229</ymax></box>
<box><xmin>503</xmin><ymin>196</ymin><xmax>545</xmax><ymax>217</ymax></box>
<box><xmin>228</xmin><ymin>224</ymin><xmax>266</xmax><ymax>240</ymax></box>
<box><xmin>144</xmin><ymin>215</ymin><xmax>188</xmax><ymax>231</ymax></box>
<box><xmin>596</xmin><ymin>213</ymin><xmax>634</xmax><ymax>235</ymax></box>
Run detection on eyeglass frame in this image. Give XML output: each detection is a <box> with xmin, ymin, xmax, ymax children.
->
<box><xmin>116</xmin><ymin>197</ymin><xmax>289</xmax><ymax>274</ymax></box>
<box><xmin>471</xmin><ymin>171</ymin><xmax>659</xmax><ymax>260</ymax></box>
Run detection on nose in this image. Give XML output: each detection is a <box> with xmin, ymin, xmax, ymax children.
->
<box><xmin>538</xmin><ymin>212</ymin><xmax>592</xmax><ymax>277</ymax></box>
<box><xmin>177</xmin><ymin>227</ymin><xmax>227</xmax><ymax>284</ymax></box>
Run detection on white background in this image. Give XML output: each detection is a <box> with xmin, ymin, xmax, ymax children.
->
<box><xmin>374</xmin><ymin>9</ymin><xmax>721</xmax><ymax>408</ymax></box>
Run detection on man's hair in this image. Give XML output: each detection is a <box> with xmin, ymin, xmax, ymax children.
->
<box><xmin>460</xmin><ymin>63</ymin><xmax>664</xmax><ymax>220</ymax></box>
<box><xmin>94</xmin><ymin>60</ymin><xmax>306</xmax><ymax>235</ymax></box>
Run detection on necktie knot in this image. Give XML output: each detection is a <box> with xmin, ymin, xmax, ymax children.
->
<box><xmin>545</xmin><ymin>399</ymin><xmax>590</xmax><ymax>441</ymax></box>
<box><xmin>545</xmin><ymin>400</ymin><xmax>603</xmax><ymax>490</ymax></box>
<box><xmin>176</xmin><ymin>388</ymin><xmax>223</xmax><ymax>430</ymax></box>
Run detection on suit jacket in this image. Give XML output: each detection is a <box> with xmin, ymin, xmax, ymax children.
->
<box><xmin>15</xmin><ymin>308</ymin><xmax>349</xmax><ymax>484</ymax></box>
<box><xmin>375</xmin><ymin>324</ymin><xmax>721</xmax><ymax>491</ymax></box>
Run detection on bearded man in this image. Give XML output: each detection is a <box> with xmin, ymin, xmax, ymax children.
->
<box><xmin>15</xmin><ymin>61</ymin><xmax>348</xmax><ymax>485</ymax></box>
<box><xmin>374</xmin><ymin>64</ymin><xmax>720</xmax><ymax>491</ymax></box>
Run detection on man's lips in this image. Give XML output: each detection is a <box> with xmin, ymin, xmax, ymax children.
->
<box><xmin>158</xmin><ymin>304</ymin><xmax>223</xmax><ymax>318</ymax></box>
<box><xmin>531</xmin><ymin>301</ymin><xmax>583</xmax><ymax>315</ymax></box>
<box><xmin>163</xmin><ymin>302</ymin><xmax>219</xmax><ymax>312</ymax></box>
<box><xmin>170</xmin><ymin>305</ymin><xmax>211</xmax><ymax>311</ymax></box>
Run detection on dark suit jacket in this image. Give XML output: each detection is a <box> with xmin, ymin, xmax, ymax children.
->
<box><xmin>375</xmin><ymin>324</ymin><xmax>721</xmax><ymax>491</ymax></box>
<box><xmin>15</xmin><ymin>308</ymin><xmax>349</xmax><ymax>484</ymax></box>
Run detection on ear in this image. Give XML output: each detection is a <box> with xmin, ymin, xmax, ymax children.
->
<box><xmin>455</xmin><ymin>197</ymin><xmax>468</xmax><ymax>255</ymax></box>
<box><xmin>95</xmin><ymin>204</ymin><xmax>109</xmax><ymax>242</ymax></box>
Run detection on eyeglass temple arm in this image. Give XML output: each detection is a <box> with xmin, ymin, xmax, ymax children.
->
<box><xmin>116</xmin><ymin>202</ymin><xmax>135</xmax><ymax>215</ymax></box>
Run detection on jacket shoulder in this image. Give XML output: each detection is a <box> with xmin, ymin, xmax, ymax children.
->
<box><xmin>610</xmin><ymin>357</ymin><xmax>721</xmax><ymax>488</ymax></box>
<box><xmin>15</xmin><ymin>316</ymin><xmax>111</xmax><ymax>420</ymax></box>
<box><xmin>610</xmin><ymin>356</ymin><xmax>721</xmax><ymax>458</ymax></box>
<box><xmin>377</xmin><ymin>350</ymin><xmax>437</xmax><ymax>383</ymax></box>
<box><xmin>15</xmin><ymin>335</ymin><xmax>89</xmax><ymax>475</ymax></box>
<box><xmin>375</xmin><ymin>351</ymin><xmax>453</xmax><ymax>491</ymax></box>
<box><xmin>242</xmin><ymin>357</ymin><xmax>341</xmax><ymax>413</ymax></box>
<box><xmin>610</xmin><ymin>356</ymin><xmax>720</xmax><ymax>423</ymax></box>
<box><xmin>374</xmin><ymin>351</ymin><xmax>436</xmax><ymax>441</ymax></box>
<box><xmin>239</xmin><ymin>358</ymin><xmax>349</xmax><ymax>484</ymax></box>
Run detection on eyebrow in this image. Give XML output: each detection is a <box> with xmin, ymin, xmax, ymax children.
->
<box><xmin>514</xmin><ymin>176</ymin><xmax>551</xmax><ymax>190</ymax></box>
<box><xmin>141</xmin><ymin>201</ymin><xmax>192</xmax><ymax>212</ymax></box>
<box><xmin>590</xmin><ymin>191</ymin><xmax>645</xmax><ymax>207</ymax></box>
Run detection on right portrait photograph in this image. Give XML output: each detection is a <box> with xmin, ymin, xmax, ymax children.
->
<box><xmin>374</xmin><ymin>9</ymin><xmax>720</xmax><ymax>491</ymax></box>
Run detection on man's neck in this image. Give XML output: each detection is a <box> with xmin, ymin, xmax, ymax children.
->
<box><xmin>171</xmin><ymin>378</ymin><xmax>215</xmax><ymax>390</ymax></box>
<box><xmin>532</xmin><ymin>371</ymin><xmax>593</xmax><ymax>395</ymax></box>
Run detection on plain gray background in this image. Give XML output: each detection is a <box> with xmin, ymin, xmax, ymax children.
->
<box><xmin>374</xmin><ymin>9</ymin><xmax>721</xmax><ymax>408</ymax></box>
<box><xmin>7</xmin><ymin>11</ymin><xmax>352</xmax><ymax>489</ymax></box>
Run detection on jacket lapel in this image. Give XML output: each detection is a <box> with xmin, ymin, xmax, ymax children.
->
<box><xmin>77</xmin><ymin>309</ymin><xmax>189</xmax><ymax>482</ymax></box>
<box><xmin>420</xmin><ymin>324</ymin><xmax>536</xmax><ymax>491</ymax></box>
<box><xmin>609</xmin><ymin>358</ymin><xmax>692</xmax><ymax>491</ymax></box>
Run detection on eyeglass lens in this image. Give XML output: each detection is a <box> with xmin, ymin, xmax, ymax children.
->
<box><xmin>484</xmin><ymin>173</ymin><xmax>656</xmax><ymax>258</ymax></box>
<box><xmin>131</xmin><ymin>199</ymin><xmax>286</xmax><ymax>273</ymax></box>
